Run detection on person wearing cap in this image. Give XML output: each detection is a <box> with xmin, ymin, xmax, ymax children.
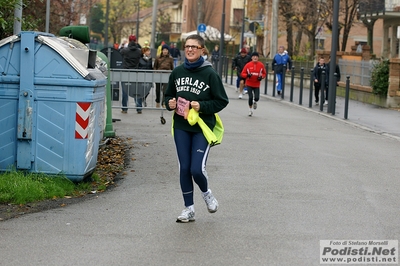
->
<box><xmin>120</xmin><ymin>35</ymin><xmax>142</xmax><ymax>113</ymax></box>
<box><xmin>164</xmin><ymin>34</ymin><xmax>229</xmax><ymax>223</ymax></box>
<box><xmin>232</xmin><ymin>47</ymin><xmax>251</xmax><ymax>98</ymax></box>
<box><xmin>271</xmin><ymin>45</ymin><xmax>292</xmax><ymax>95</ymax></box>
<box><xmin>241</xmin><ymin>52</ymin><xmax>266</xmax><ymax>117</ymax></box>
<box><xmin>154</xmin><ymin>43</ymin><xmax>174</xmax><ymax>108</ymax></box>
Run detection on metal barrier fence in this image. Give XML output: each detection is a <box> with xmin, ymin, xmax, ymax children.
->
<box><xmin>109</xmin><ymin>64</ymin><xmax>353</xmax><ymax>121</ymax></box>
<box><xmin>338</xmin><ymin>59</ymin><xmax>373</xmax><ymax>87</ymax></box>
<box><xmin>109</xmin><ymin>69</ymin><xmax>172</xmax><ymax>124</ymax></box>
<box><xmin>221</xmin><ymin>63</ymin><xmax>353</xmax><ymax>120</ymax></box>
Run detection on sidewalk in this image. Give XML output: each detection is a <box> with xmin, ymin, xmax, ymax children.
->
<box><xmin>225</xmin><ymin>78</ymin><xmax>400</xmax><ymax>139</ymax></box>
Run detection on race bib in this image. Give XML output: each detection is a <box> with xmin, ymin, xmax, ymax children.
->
<box><xmin>176</xmin><ymin>97</ymin><xmax>190</xmax><ymax>119</ymax></box>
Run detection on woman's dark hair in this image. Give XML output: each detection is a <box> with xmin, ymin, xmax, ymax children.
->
<box><xmin>185</xmin><ymin>34</ymin><xmax>205</xmax><ymax>48</ymax></box>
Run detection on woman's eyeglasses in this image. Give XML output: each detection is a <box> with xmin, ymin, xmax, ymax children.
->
<box><xmin>184</xmin><ymin>45</ymin><xmax>203</xmax><ymax>50</ymax></box>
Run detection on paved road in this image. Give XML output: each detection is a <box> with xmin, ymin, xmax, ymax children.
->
<box><xmin>1</xmin><ymin>83</ymin><xmax>400</xmax><ymax>266</ymax></box>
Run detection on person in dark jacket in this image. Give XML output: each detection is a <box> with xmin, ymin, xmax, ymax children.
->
<box><xmin>313</xmin><ymin>57</ymin><xmax>329</xmax><ymax>105</ymax></box>
<box><xmin>169</xmin><ymin>43</ymin><xmax>181</xmax><ymax>67</ymax></box>
<box><xmin>232</xmin><ymin>48</ymin><xmax>251</xmax><ymax>98</ymax></box>
<box><xmin>164</xmin><ymin>34</ymin><xmax>229</xmax><ymax>223</ymax></box>
<box><xmin>137</xmin><ymin>47</ymin><xmax>153</xmax><ymax>112</ymax></box>
<box><xmin>211</xmin><ymin>44</ymin><xmax>219</xmax><ymax>69</ymax></box>
<box><xmin>119</xmin><ymin>35</ymin><xmax>141</xmax><ymax>113</ymax></box>
<box><xmin>154</xmin><ymin>44</ymin><xmax>174</xmax><ymax>108</ymax></box>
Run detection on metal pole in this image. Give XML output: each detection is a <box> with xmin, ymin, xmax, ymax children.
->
<box><xmin>332</xmin><ymin>73</ymin><xmax>337</xmax><ymax>115</ymax></box>
<box><xmin>45</xmin><ymin>0</ymin><xmax>50</xmax><ymax>33</ymax></box>
<box><xmin>270</xmin><ymin>0</ymin><xmax>278</xmax><ymax>59</ymax></box>
<box><xmin>299</xmin><ymin>67</ymin><xmax>304</xmax><ymax>105</ymax></box>
<box><xmin>240</xmin><ymin>0</ymin><xmax>246</xmax><ymax>49</ymax></box>
<box><xmin>136</xmin><ymin>1</ymin><xmax>140</xmax><ymax>41</ymax></box>
<box><xmin>264</xmin><ymin>63</ymin><xmax>268</xmax><ymax>94</ymax></box>
<box><xmin>309</xmin><ymin>69</ymin><xmax>314</xmax><ymax>108</ymax></box>
<box><xmin>281</xmin><ymin>66</ymin><xmax>286</xmax><ymax>99</ymax></box>
<box><xmin>290</xmin><ymin>66</ymin><xmax>295</xmax><ymax>102</ymax></box>
<box><xmin>272</xmin><ymin>64</ymin><xmax>276</xmax><ymax>97</ymax></box>
<box><xmin>14</xmin><ymin>0</ymin><xmax>23</xmax><ymax>35</ymax></box>
<box><xmin>230</xmin><ymin>57</ymin><xmax>234</xmax><ymax>85</ymax></box>
<box><xmin>344</xmin><ymin>76</ymin><xmax>350</xmax><ymax>119</ymax></box>
<box><xmin>104</xmin><ymin>0</ymin><xmax>110</xmax><ymax>48</ymax></box>
<box><xmin>328</xmin><ymin>0</ymin><xmax>340</xmax><ymax>114</ymax></box>
<box><xmin>218</xmin><ymin>0</ymin><xmax>226</xmax><ymax>77</ymax></box>
<box><xmin>150</xmin><ymin>0</ymin><xmax>158</xmax><ymax>49</ymax></box>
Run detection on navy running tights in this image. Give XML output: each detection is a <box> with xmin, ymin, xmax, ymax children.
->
<box><xmin>247</xmin><ymin>86</ymin><xmax>260</xmax><ymax>107</ymax></box>
<box><xmin>174</xmin><ymin>129</ymin><xmax>210</xmax><ymax>207</ymax></box>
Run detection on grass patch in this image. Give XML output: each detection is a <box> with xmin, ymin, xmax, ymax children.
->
<box><xmin>0</xmin><ymin>137</ymin><xmax>127</xmax><ymax>206</ymax></box>
<box><xmin>0</xmin><ymin>171</ymin><xmax>92</xmax><ymax>205</ymax></box>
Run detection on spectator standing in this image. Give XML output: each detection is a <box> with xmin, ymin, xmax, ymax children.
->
<box><xmin>164</xmin><ymin>34</ymin><xmax>229</xmax><ymax>223</ymax></box>
<box><xmin>157</xmin><ymin>41</ymin><xmax>166</xmax><ymax>57</ymax></box>
<box><xmin>272</xmin><ymin>46</ymin><xmax>292</xmax><ymax>95</ymax></box>
<box><xmin>137</xmin><ymin>47</ymin><xmax>153</xmax><ymax>112</ymax></box>
<box><xmin>241</xmin><ymin>52</ymin><xmax>266</xmax><ymax>117</ymax></box>
<box><xmin>232</xmin><ymin>48</ymin><xmax>251</xmax><ymax>98</ymax></box>
<box><xmin>211</xmin><ymin>44</ymin><xmax>220</xmax><ymax>69</ymax></box>
<box><xmin>154</xmin><ymin>44</ymin><xmax>174</xmax><ymax>108</ymax></box>
<box><xmin>313</xmin><ymin>57</ymin><xmax>329</xmax><ymax>105</ymax></box>
<box><xmin>170</xmin><ymin>43</ymin><xmax>181</xmax><ymax>67</ymax></box>
<box><xmin>120</xmin><ymin>35</ymin><xmax>141</xmax><ymax>113</ymax></box>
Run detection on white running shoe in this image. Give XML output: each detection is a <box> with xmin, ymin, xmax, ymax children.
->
<box><xmin>324</xmin><ymin>100</ymin><xmax>328</xmax><ymax>105</ymax></box>
<box><xmin>248</xmin><ymin>111</ymin><xmax>253</xmax><ymax>116</ymax></box>
<box><xmin>202</xmin><ymin>190</ymin><xmax>218</xmax><ymax>213</ymax></box>
<box><xmin>238</xmin><ymin>93</ymin><xmax>243</xmax><ymax>99</ymax></box>
<box><xmin>253</xmin><ymin>101</ymin><xmax>257</xmax><ymax>110</ymax></box>
<box><xmin>243</xmin><ymin>89</ymin><xmax>248</xmax><ymax>95</ymax></box>
<box><xmin>176</xmin><ymin>208</ymin><xmax>195</xmax><ymax>223</ymax></box>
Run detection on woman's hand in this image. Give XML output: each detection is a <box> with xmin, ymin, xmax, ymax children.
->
<box><xmin>169</xmin><ymin>98</ymin><xmax>177</xmax><ymax>109</ymax></box>
<box><xmin>190</xmin><ymin>101</ymin><xmax>200</xmax><ymax>112</ymax></box>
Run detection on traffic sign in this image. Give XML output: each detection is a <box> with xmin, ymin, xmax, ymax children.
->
<box><xmin>197</xmin><ymin>23</ymin><xmax>206</xmax><ymax>33</ymax></box>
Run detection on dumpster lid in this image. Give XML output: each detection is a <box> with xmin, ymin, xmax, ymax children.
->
<box><xmin>37</xmin><ymin>35</ymin><xmax>93</xmax><ymax>79</ymax></box>
<box><xmin>0</xmin><ymin>32</ymin><xmax>103</xmax><ymax>80</ymax></box>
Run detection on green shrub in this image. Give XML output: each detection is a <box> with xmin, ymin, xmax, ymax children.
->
<box><xmin>370</xmin><ymin>59</ymin><xmax>389</xmax><ymax>96</ymax></box>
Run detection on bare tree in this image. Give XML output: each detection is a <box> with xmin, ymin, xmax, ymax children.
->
<box><xmin>279</xmin><ymin>0</ymin><xmax>295</xmax><ymax>56</ymax></box>
<box><xmin>325</xmin><ymin>0</ymin><xmax>359</xmax><ymax>52</ymax></box>
<box><xmin>292</xmin><ymin>0</ymin><xmax>328</xmax><ymax>59</ymax></box>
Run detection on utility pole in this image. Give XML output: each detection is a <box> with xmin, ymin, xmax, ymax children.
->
<box><xmin>328</xmin><ymin>0</ymin><xmax>339</xmax><ymax>115</ymax></box>
<box><xmin>270</xmin><ymin>0</ymin><xmax>278</xmax><ymax>59</ymax></box>
<box><xmin>13</xmin><ymin>0</ymin><xmax>22</xmax><ymax>35</ymax></box>
<box><xmin>240</xmin><ymin>0</ymin><xmax>246</xmax><ymax>50</ymax></box>
<box><xmin>135</xmin><ymin>0</ymin><xmax>140</xmax><ymax>41</ymax></box>
<box><xmin>218</xmin><ymin>0</ymin><xmax>226</xmax><ymax>77</ymax></box>
<box><xmin>197</xmin><ymin>1</ymin><xmax>203</xmax><ymax>35</ymax></box>
<box><xmin>151</xmin><ymin>0</ymin><xmax>158</xmax><ymax>49</ymax></box>
<box><xmin>263</xmin><ymin>0</ymin><xmax>269</xmax><ymax>57</ymax></box>
<box><xmin>104</xmin><ymin>0</ymin><xmax>110</xmax><ymax>48</ymax></box>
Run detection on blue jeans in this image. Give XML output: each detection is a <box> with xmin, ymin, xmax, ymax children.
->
<box><xmin>276</xmin><ymin>73</ymin><xmax>283</xmax><ymax>92</ymax></box>
<box><xmin>136</xmin><ymin>97</ymin><xmax>142</xmax><ymax>112</ymax></box>
<box><xmin>173</xmin><ymin>129</ymin><xmax>210</xmax><ymax>207</ymax></box>
<box><xmin>121</xmin><ymin>84</ymin><xmax>128</xmax><ymax>112</ymax></box>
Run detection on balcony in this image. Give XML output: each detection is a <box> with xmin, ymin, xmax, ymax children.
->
<box><xmin>168</xmin><ymin>22</ymin><xmax>182</xmax><ymax>34</ymax></box>
<box><xmin>359</xmin><ymin>0</ymin><xmax>400</xmax><ymax>17</ymax></box>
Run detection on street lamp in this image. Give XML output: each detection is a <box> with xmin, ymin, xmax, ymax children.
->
<box><xmin>218</xmin><ymin>0</ymin><xmax>226</xmax><ymax>77</ymax></box>
<box><xmin>240</xmin><ymin>0</ymin><xmax>246</xmax><ymax>50</ymax></box>
<box><xmin>135</xmin><ymin>0</ymin><xmax>140</xmax><ymax>41</ymax></box>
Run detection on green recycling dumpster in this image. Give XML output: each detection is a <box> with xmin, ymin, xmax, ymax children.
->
<box><xmin>0</xmin><ymin>31</ymin><xmax>107</xmax><ymax>182</ymax></box>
